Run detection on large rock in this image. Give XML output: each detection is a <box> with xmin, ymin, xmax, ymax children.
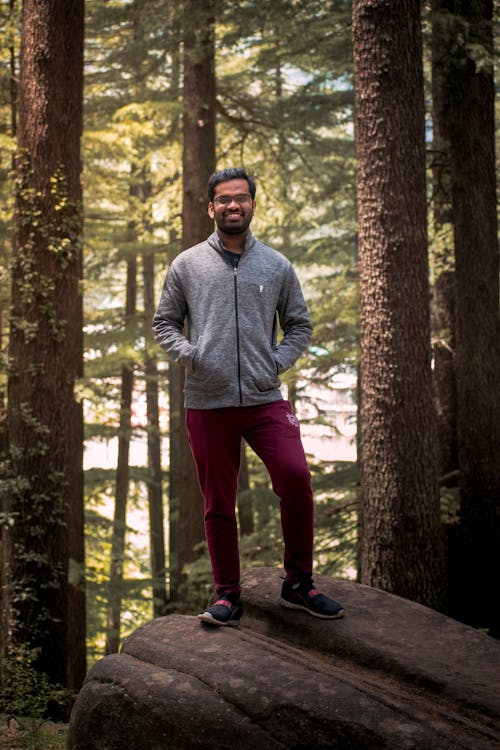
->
<box><xmin>67</xmin><ymin>567</ymin><xmax>500</xmax><ymax>750</ymax></box>
<box><xmin>240</xmin><ymin>567</ymin><xmax>500</xmax><ymax>720</ymax></box>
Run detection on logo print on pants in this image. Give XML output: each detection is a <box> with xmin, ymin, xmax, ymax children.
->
<box><xmin>286</xmin><ymin>412</ymin><xmax>299</xmax><ymax>428</ymax></box>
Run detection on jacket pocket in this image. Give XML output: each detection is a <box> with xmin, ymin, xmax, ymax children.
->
<box><xmin>249</xmin><ymin>348</ymin><xmax>281</xmax><ymax>392</ymax></box>
<box><xmin>189</xmin><ymin>344</ymin><xmax>232</xmax><ymax>393</ymax></box>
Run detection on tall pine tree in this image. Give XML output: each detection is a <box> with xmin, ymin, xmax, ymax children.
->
<box><xmin>353</xmin><ymin>0</ymin><xmax>445</xmax><ymax>609</ymax></box>
<box><xmin>6</xmin><ymin>0</ymin><xmax>85</xmax><ymax>687</ymax></box>
<box><xmin>168</xmin><ymin>0</ymin><xmax>215</xmax><ymax>606</ymax></box>
<box><xmin>445</xmin><ymin>0</ymin><xmax>500</xmax><ymax>635</ymax></box>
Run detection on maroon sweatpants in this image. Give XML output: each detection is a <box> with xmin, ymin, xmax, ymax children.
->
<box><xmin>186</xmin><ymin>399</ymin><xmax>314</xmax><ymax>598</ymax></box>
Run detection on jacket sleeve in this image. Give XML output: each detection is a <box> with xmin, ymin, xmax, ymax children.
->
<box><xmin>152</xmin><ymin>264</ymin><xmax>196</xmax><ymax>371</ymax></box>
<box><xmin>274</xmin><ymin>264</ymin><xmax>313</xmax><ymax>373</ymax></box>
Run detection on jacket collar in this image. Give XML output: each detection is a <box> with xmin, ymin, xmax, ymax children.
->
<box><xmin>207</xmin><ymin>230</ymin><xmax>256</xmax><ymax>255</ymax></box>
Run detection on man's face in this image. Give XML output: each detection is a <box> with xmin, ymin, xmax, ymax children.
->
<box><xmin>208</xmin><ymin>178</ymin><xmax>255</xmax><ymax>235</ymax></box>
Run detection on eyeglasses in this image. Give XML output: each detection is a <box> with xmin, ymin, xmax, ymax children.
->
<box><xmin>213</xmin><ymin>193</ymin><xmax>252</xmax><ymax>206</ymax></box>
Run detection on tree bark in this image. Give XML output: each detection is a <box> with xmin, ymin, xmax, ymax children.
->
<box><xmin>67</xmin><ymin>397</ymin><xmax>86</xmax><ymax>691</ymax></box>
<box><xmin>446</xmin><ymin>0</ymin><xmax>500</xmax><ymax>635</ymax></box>
<box><xmin>0</xmin><ymin>0</ymin><xmax>18</xmax><ymax>663</ymax></box>
<box><xmin>142</xmin><ymin>245</ymin><xmax>167</xmax><ymax>617</ymax></box>
<box><xmin>8</xmin><ymin>0</ymin><xmax>17</xmax><ymax>139</ymax></box>
<box><xmin>168</xmin><ymin>0</ymin><xmax>216</xmax><ymax>605</ymax></box>
<box><xmin>6</xmin><ymin>0</ymin><xmax>84</xmax><ymax>687</ymax></box>
<box><xmin>430</xmin><ymin>0</ymin><xmax>458</xmax><ymax>483</ymax></box>
<box><xmin>352</xmin><ymin>0</ymin><xmax>445</xmax><ymax>609</ymax></box>
<box><xmin>105</xmin><ymin>256</ymin><xmax>136</xmax><ymax>655</ymax></box>
<box><xmin>124</xmin><ymin>6</ymin><xmax>168</xmax><ymax>619</ymax></box>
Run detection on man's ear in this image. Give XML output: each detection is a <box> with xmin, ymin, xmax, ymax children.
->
<box><xmin>207</xmin><ymin>202</ymin><xmax>215</xmax><ymax>219</ymax></box>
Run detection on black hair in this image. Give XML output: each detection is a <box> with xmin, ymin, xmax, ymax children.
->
<box><xmin>208</xmin><ymin>167</ymin><xmax>257</xmax><ymax>201</ymax></box>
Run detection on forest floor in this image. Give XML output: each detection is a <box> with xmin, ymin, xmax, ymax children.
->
<box><xmin>0</xmin><ymin>718</ymin><xmax>67</xmax><ymax>750</ymax></box>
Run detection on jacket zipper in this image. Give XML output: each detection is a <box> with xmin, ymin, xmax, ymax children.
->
<box><xmin>233</xmin><ymin>266</ymin><xmax>243</xmax><ymax>405</ymax></box>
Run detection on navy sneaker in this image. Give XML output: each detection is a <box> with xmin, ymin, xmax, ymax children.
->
<box><xmin>198</xmin><ymin>594</ymin><xmax>243</xmax><ymax>626</ymax></box>
<box><xmin>280</xmin><ymin>578</ymin><xmax>344</xmax><ymax>619</ymax></box>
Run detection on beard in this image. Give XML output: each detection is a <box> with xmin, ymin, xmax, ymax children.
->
<box><xmin>214</xmin><ymin>209</ymin><xmax>253</xmax><ymax>235</ymax></box>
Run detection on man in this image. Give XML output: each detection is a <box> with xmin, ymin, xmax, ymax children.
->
<box><xmin>153</xmin><ymin>167</ymin><xmax>344</xmax><ymax>625</ymax></box>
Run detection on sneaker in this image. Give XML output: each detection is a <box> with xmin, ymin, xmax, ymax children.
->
<box><xmin>198</xmin><ymin>595</ymin><xmax>243</xmax><ymax>626</ymax></box>
<box><xmin>280</xmin><ymin>578</ymin><xmax>344</xmax><ymax>619</ymax></box>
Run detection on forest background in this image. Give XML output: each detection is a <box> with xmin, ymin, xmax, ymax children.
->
<box><xmin>0</xmin><ymin>0</ymin><xmax>499</xmax><ymax>721</ymax></box>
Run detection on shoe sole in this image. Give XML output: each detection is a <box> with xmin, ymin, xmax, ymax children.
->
<box><xmin>279</xmin><ymin>598</ymin><xmax>344</xmax><ymax>619</ymax></box>
<box><xmin>198</xmin><ymin>612</ymin><xmax>241</xmax><ymax>627</ymax></box>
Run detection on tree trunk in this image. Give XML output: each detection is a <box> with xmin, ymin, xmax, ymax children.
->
<box><xmin>123</xmin><ymin>7</ymin><xmax>168</xmax><ymax>619</ymax></box>
<box><xmin>446</xmin><ymin>0</ymin><xmax>500</xmax><ymax>635</ymax></box>
<box><xmin>168</xmin><ymin>0</ymin><xmax>216</xmax><ymax>605</ymax></box>
<box><xmin>67</xmin><ymin>398</ymin><xmax>86</xmax><ymax>691</ymax></box>
<box><xmin>0</xmin><ymin>0</ymin><xmax>17</xmax><ymax>663</ymax></box>
<box><xmin>105</xmin><ymin>256</ymin><xmax>136</xmax><ymax>655</ymax></box>
<box><xmin>352</xmin><ymin>0</ymin><xmax>445</xmax><ymax>610</ymax></box>
<box><xmin>6</xmin><ymin>0</ymin><xmax>84</xmax><ymax>687</ymax></box>
<box><xmin>8</xmin><ymin>0</ymin><xmax>17</xmax><ymax>139</ymax></box>
<box><xmin>430</xmin><ymin>0</ymin><xmax>458</xmax><ymax>483</ymax></box>
<box><xmin>0</xmin><ymin>415</ymin><xmax>10</xmax><ymax>661</ymax></box>
<box><xmin>142</xmin><ymin>246</ymin><xmax>167</xmax><ymax>618</ymax></box>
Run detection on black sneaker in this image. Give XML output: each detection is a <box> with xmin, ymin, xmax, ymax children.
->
<box><xmin>198</xmin><ymin>595</ymin><xmax>243</xmax><ymax>626</ymax></box>
<box><xmin>280</xmin><ymin>578</ymin><xmax>344</xmax><ymax>619</ymax></box>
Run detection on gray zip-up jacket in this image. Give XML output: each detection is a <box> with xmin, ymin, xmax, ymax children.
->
<box><xmin>152</xmin><ymin>231</ymin><xmax>312</xmax><ymax>408</ymax></box>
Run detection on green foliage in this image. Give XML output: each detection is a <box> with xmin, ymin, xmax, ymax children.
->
<box><xmin>11</xmin><ymin>156</ymin><xmax>82</xmax><ymax>350</ymax></box>
<box><xmin>84</xmin><ymin>480</ymin><xmax>155</xmax><ymax>663</ymax></box>
<box><xmin>215</xmin><ymin>0</ymin><xmax>359</xmax><ymax>390</ymax></box>
<box><xmin>312</xmin><ymin>460</ymin><xmax>359</xmax><ymax>577</ymax></box>
<box><xmin>0</xmin><ymin>645</ymin><xmax>70</xmax><ymax>725</ymax></box>
<box><xmin>4</xmin><ymin>468</ymin><xmax>68</xmax><ymax>652</ymax></box>
<box><xmin>0</xmin><ymin>724</ymin><xmax>66</xmax><ymax>750</ymax></box>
